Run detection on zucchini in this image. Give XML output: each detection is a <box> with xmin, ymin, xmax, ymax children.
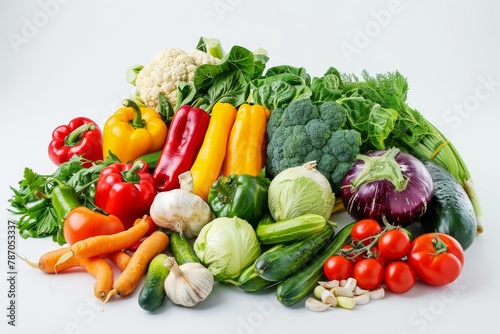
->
<box><xmin>229</xmin><ymin>263</ymin><xmax>276</xmax><ymax>292</ymax></box>
<box><xmin>134</xmin><ymin>150</ymin><xmax>161</xmax><ymax>172</ymax></box>
<box><xmin>254</xmin><ymin>225</ymin><xmax>336</xmax><ymax>282</ymax></box>
<box><xmin>138</xmin><ymin>253</ymin><xmax>170</xmax><ymax>311</ymax></box>
<box><xmin>169</xmin><ymin>232</ymin><xmax>200</xmax><ymax>265</ymax></box>
<box><xmin>256</xmin><ymin>214</ymin><xmax>327</xmax><ymax>244</ymax></box>
<box><xmin>418</xmin><ymin>161</ymin><xmax>477</xmax><ymax>250</ymax></box>
<box><xmin>276</xmin><ymin>222</ymin><xmax>354</xmax><ymax>306</ymax></box>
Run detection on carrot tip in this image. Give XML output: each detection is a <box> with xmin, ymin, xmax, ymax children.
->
<box><xmin>103</xmin><ymin>288</ymin><xmax>118</xmax><ymax>305</ymax></box>
<box><xmin>16</xmin><ymin>253</ymin><xmax>39</xmax><ymax>269</ymax></box>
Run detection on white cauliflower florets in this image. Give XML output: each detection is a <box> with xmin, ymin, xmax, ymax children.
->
<box><xmin>135</xmin><ymin>48</ymin><xmax>220</xmax><ymax>111</ymax></box>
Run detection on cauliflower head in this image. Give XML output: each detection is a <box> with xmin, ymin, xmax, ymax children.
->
<box><xmin>135</xmin><ymin>48</ymin><xmax>220</xmax><ymax>111</ymax></box>
<box><xmin>266</xmin><ymin>98</ymin><xmax>362</xmax><ymax>195</ymax></box>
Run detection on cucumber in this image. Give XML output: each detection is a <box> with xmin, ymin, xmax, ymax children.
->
<box><xmin>418</xmin><ymin>161</ymin><xmax>477</xmax><ymax>250</ymax></box>
<box><xmin>230</xmin><ymin>263</ymin><xmax>276</xmax><ymax>292</ymax></box>
<box><xmin>254</xmin><ymin>225</ymin><xmax>336</xmax><ymax>282</ymax></box>
<box><xmin>256</xmin><ymin>213</ymin><xmax>327</xmax><ymax>244</ymax></box>
<box><xmin>138</xmin><ymin>253</ymin><xmax>169</xmax><ymax>311</ymax></box>
<box><xmin>169</xmin><ymin>232</ymin><xmax>200</xmax><ymax>265</ymax></box>
<box><xmin>276</xmin><ymin>222</ymin><xmax>354</xmax><ymax>306</ymax></box>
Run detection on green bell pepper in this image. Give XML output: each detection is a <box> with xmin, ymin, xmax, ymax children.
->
<box><xmin>208</xmin><ymin>172</ymin><xmax>270</xmax><ymax>228</ymax></box>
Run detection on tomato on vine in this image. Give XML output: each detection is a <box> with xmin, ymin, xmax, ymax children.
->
<box><xmin>378</xmin><ymin>229</ymin><xmax>411</xmax><ymax>260</ymax></box>
<box><xmin>351</xmin><ymin>219</ymin><xmax>383</xmax><ymax>246</ymax></box>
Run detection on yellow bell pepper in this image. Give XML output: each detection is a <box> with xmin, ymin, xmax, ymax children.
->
<box><xmin>102</xmin><ymin>99</ymin><xmax>167</xmax><ymax>163</ymax></box>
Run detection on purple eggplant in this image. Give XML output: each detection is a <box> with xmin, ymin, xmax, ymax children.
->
<box><xmin>340</xmin><ymin>147</ymin><xmax>433</xmax><ymax>226</ymax></box>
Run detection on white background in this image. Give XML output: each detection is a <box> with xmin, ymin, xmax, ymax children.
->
<box><xmin>1</xmin><ymin>1</ymin><xmax>499</xmax><ymax>333</ymax></box>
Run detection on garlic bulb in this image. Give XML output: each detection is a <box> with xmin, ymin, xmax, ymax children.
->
<box><xmin>150</xmin><ymin>189</ymin><xmax>214</xmax><ymax>238</ymax></box>
<box><xmin>164</xmin><ymin>257</ymin><xmax>214</xmax><ymax>307</ymax></box>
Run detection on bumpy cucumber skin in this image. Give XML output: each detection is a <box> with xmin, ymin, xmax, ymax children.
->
<box><xmin>419</xmin><ymin>161</ymin><xmax>476</xmax><ymax>250</ymax></box>
<box><xmin>276</xmin><ymin>222</ymin><xmax>354</xmax><ymax>306</ymax></box>
<box><xmin>138</xmin><ymin>253</ymin><xmax>169</xmax><ymax>312</ymax></box>
<box><xmin>170</xmin><ymin>232</ymin><xmax>200</xmax><ymax>265</ymax></box>
<box><xmin>254</xmin><ymin>225</ymin><xmax>335</xmax><ymax>282</ymax></box>
<box><xmin>256</xmin><ymin>214</ymin><xmax>327</xmax><ymax>244</ymax></box>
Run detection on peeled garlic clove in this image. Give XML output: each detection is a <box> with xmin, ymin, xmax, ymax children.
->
<box><xmin>344</xmin><ymin>277</ymin><xmax>357</xmax><ymax>291</ymax></box>
<box><xmin>305</xmin><ymin>297</ymin><xmax>332</xmax><ymax>312</ymax></box>
<box><xmin>331</xmin><ymin>287</ymin><xmax>354</xmax><ymax>297</ymax></box>
<box><xmin>336</xmin><ymin>296</ymin><xmax>356</xmax><ymax>310</ymax></box>
<box><xmin>353</xmin><ymin>293</ymin><xmax>370</xmax><ymax>305</ymax></box>
<box><xmin>321</xmin><ymin>290</ymin><xmax>338</xmax><ymax>307</ymax></box>
<box><xmin>318</xmin><ymin>279</ymin><xmax>340</xmax><ymax>288</ymax></box>
<box><xmin>353</xmin><ymin>285</ymin><xmax>370</xmax><ymax>296</ymax></box>
<box><xmin>314</xmin><ymin>285</ymin><xmax>327</xmax><ymax>299</ymax></box>
<box><xmin>369</xmin><ymin>287</ymin><xmax>385</xmax><ymax>300</ymax></box>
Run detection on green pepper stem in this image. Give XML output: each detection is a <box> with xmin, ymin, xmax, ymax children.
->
<box><xmin>350</xmin><ymin>147</ymin><xmax>408</xmax><ymax>192</ymax></box>
<box><xmin>65</xmin><ymin>123</ymin><xmax>95</xmax><ymax>146</ymax></box>
<box><xmin>123</xmin><ymin>98</ymin><xmax>145</xmax><ymax>129</ymax></box>
<box><xmin>121</xmin><ymin>160</ymin><xmax>144</xmax><ymax>184</ymax></box>
<box><xmin>211</xmin><ymin>176</ymin><xmax>233</xmax><ymax>203</ymax></box>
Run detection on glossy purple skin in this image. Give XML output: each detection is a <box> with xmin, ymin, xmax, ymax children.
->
<box><xmin>340</xmin><ymin>150</ymin><xmax>433</xmax><ymax>226</ymax></box>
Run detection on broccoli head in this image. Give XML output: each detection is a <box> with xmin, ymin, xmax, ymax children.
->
<box><xmin>266</xmin><ymin>98</ymin><xmax>362</xmax><ymax>195</ymax></box>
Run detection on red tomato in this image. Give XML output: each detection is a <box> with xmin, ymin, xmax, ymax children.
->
<box><xmin>63</xmin><ymin>207</ymin><xmax>125</xmax><ymax>245</ymax></box>
<box><xmin>353</xmin><ymin>258</ymin><xmax>384</xmax><ymax>290</ymax></box>
<box><xmin>351</xmin><ymin>219</ymin><xmax>383</xmax><ymax>246</ymax></box>
<box><xmin>323</xmin><ymin>255</ymin><xmax>353</xmax><ymax>281</ymax></box>
<box><xmin>407</xmin><ymin>233</ymin><xmax>464</xmax><ymax>286</ymax></box>
<box><xmin>384</xmin><ymin>261</ymin><xmax>416</xmax><ymax>294</ymax></box>
<box><xmin>378</xmin><ymin>229</ymin><xmax>411</xmax><ymax>260</ymax></box>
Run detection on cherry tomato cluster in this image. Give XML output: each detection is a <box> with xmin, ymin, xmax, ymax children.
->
<box><xmin>323</xmin><ymin>219</ymin><xmax>465</xmax><ymax>294</ymax></box>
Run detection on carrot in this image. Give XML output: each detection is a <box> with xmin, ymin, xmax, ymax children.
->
<box><xmin>78</xmin><ymin>256</ymin><xmax>114</xmax><ymax>300</ymax></box>
<box><xmin>105</xmin><ymin>250</ymin><xmax>132</xmax><ymax>272</ymax></box>
<box><xmin>18</xmin><ymin>247</ymin><xmax>80</xmax><ymax>274</ymax></box>
<box><xmin>55</xmin><ymin>216</ymin><xmax>151</xmax><ymax>267</ymax></box>
<box><xmin>103</xmin><ymin>231</ymin><xmax>169</xmax><ymax>303</ymax></box>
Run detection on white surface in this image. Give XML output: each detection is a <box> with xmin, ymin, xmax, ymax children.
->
<box><xmin>1</xmin><ymin>1</ymin><xmax>499</xmax><ymax>333</ymax></box>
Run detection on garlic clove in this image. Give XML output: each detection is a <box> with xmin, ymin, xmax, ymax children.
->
<box><xmin>369</xmin><ymin>287</ymin><xmax>385</xmax><ymax>300</ymax></box>
<box><xmin>343</xmin><ymin>277</ymin><xmax>358</xmax><ymax>291</ymax></box>
<box><xmin>331</xmin><ymin>286</ymin><xmax>354</xmax><ymax>297</ymax></box>
<box><xmin>336</xmin><ymin>296</ymin><xmax>356</xmax><ymax>310</ymax></box>
<box><xmin>305</xmin><ymin>298</ymin><xmax>332</xmax><ymax>312</ymax></box>
<box><xmin>353</xmin><ymin>285</ymin><xmax>370</xmax><ymax>296</ymax></box>
<box><xmin>353</xmin><ymin>293</ymin><xmax>370</xmax><ymax>305</ymax></box>
<box><xmin>321</xmin><ymin>290</ymin><xmax>338</xmax><ymax>307</ymax></box>
<box><xmin>318</xmin><ymin>279</ymin><xmax>340</xmax><ymax>288</ymax></box>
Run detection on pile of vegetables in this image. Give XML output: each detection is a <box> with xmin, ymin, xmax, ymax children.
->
<box><xmin>8</xmin><ymin>37</ymin><xmax>482</xmax><ymax>312</ymax></box>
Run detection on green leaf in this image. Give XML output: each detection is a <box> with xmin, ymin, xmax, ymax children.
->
<box><xmin>194</xmin><ymin>45</ymin><xmax>255</xmax><ymax>92</ymax></box>
<box><xmin>203</xmin><ymin>69</ymin><xmax>250</xmax><ymax>112</ymax></box>
<box><xmin>176</xmin><ymin>81</ymin><xmax>197</xmax><ymax>111</ymax></box>
<box><xmin>196</xmin><ymin>36</ymin><xmax>225</xmax><ymax>59</ymax></box>
<box><xmin>158</xmin><ymin>92</ymin><xmax>175</xmax><ymax>123</ymax></box>
<box><xmin>337</xmin><ymin>95</ymin><xmax>397</xmax><ymax>150</ymax></box>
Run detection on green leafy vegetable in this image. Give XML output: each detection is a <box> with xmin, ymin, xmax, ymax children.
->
<box><xmin>337</xmin><ymin>70</ymin><xmax>483</xmax><ymax>232</ymax></box>
<box><xmin>8</xmin><ymin>154</ymin><xmax>120</xmax><ymax>243</ymax></box>
<box><xmin>193</xmin><ymin>216</ymin><xmax>261</xmax><ymax>281</ymax></box>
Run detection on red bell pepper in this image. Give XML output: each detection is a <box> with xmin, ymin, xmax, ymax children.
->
<box><xmin>94</xmin><ymin>160</ymin><xmax>156</xmax><ymax>229</ymax></box>
<box><xmin>48</xmin><ymin>117</ymin><xmax>103</xmax><ymax>167</ymax></box>
<box><xmin>152</xmin><ymin>105</ymin><xmax>210</xmax><ymax>192</ymax></box>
